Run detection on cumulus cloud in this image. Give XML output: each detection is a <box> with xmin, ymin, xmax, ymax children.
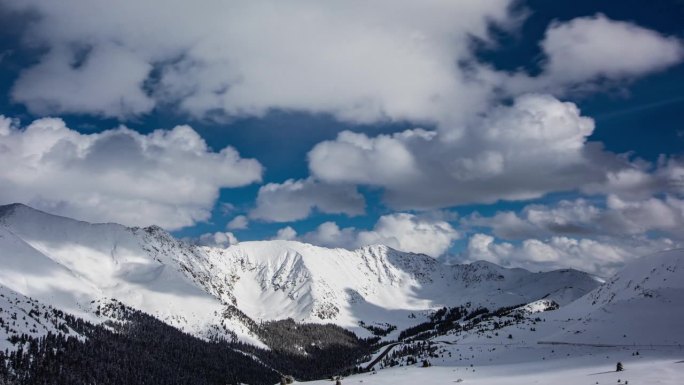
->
<box><xmin>461</xmin><ymin>232</ymin><xmax>677</xmax><ymax>276</ymax></box>
<box><xmin>507</xmin><ymin>14</ymin><xmax>684</xmax><ymax>94</ymax></box>
<box><xmin>226</xmin><ymin>215</ymin><xmax>249</xmax><ymax>230</ymax></box>
<box><xmin>603</xmin><ymin>195</ymin><xmax>684</xmax><ymax>238</ymax></box>
<box><xmin>300</xmin><ymin>14</ymin><xmax>682</xmax><ymax>216</ymax></box>
<box><xmin>310</xmin><ymin>94</ymin><xmax>627</xmax><ymax>209</ymax></box>
<box><xmin>197</xmin><ymin>231</ymin><xmax>239</xmax><ymax>248</ymax></box>
<box><xmin>276</xmin><ymin>213</ymin><xmax>460</xmax><ymax>257</ymax></box>
<box><xmin>9</xmin><ymin>0</ymin><xmax>679</xmax><ymax>126</ymax></box>
<box><xmin>459</xmin><ymin>192</ymin><xmax>684</xmax><ymax>275</ymax></box>
<box><xmin>250</xmin><ymin>178</ymin><xmax>365</xmax><ymax>222</ymax></box>
<box><xmin>582</xmin><ymin>156</ymin><xmax>684</xmax><ymax>199</ymax></box>
<box><xmin>2</xmin><ymin>0</ymin><xmax>682</xmax><ymax>123</ymax></box>
<box><xmin>464</xmin><ymin>194</ymin><xmax>684</xmax><ymax>242</ymax></box>
<box><xmin>0</xmin><ymin>115</ymin><xmax>262</xmax><ymax>229</ymax></box>
<box><xmin>273</xmin><ymin>226</ymin><xmax>297</xmax><ymax>241</ymax></box>
<box><xmin>354</xmin><ymin>213</ymin><xmax>460</xmax><ymax>256</ymax></box>
<box><xmin>12</xmin><ymin>44</ymin><xmax>155</xmax><ymax>118</ymax></box>
<box><xmin>5</xmin><ymin>0</ymin><xmax>515</xmax><ymax>123</ymax></box>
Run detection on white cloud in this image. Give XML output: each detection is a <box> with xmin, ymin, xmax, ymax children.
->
<box><xmin>603</xmin><ymin>195</ymin><xmax>684</xmax><ymax>238</ymax></box>
<box><xmin>533</xmin><ymin>14</ymin><xmax>683</xmax><ymax>92</ymax></box>
<box><xmin>5</xmin><ymin>0</ymin><xmax>515</xmax><ymax>123</ymax></box>
<box><xmin>284</xmin><ymin>213</ymin><xmax>460</xmax><ymax>257</ymax></box>
<box><xmin>464</xmin><ymin>199</ymin><xmax>600</xmax><ymax>239</ymax></box>
<box><xmin>310</xmin><ymin>94</ymin><xmax>624</xmax><ymax>209</ymax></box>
<box><xmin>299</xmin><ymin>222</ymin><xmax>360</xmax><ymax>250</ymax></box>
<box><xmin>12</xmin><ymin>44</ymin><xmax>155</xmax><ymax>118</ymax></box>
<box><xmin>0</xmin><ymin>115</ymin><xmax>262</xmax><ymax>229</ymax></box>
<box><xmin>9</xmin><ymin>2</ymin><xmax>680</xmax><ymax>126</ymax></box>
<box><xmin>582</xmin><ymin>156</ymin><xmax>684</xmax><ymax>199</ymax></box>
<box><xmin>356</xmin><ymin>213</ymin><xmax>460</xmax><ymax>257</ymax></box>
<box><xmin>462</xmin><ymin>233</ymin><xmax>677</xmax><ymax>276</ymax></box>
<box><xmin>460</xmin><ymin>193</ymin><xmax>684</xmax><ymax>275</ymax></box>
<box><xmin>198</xmin><ymin>231</ymin><xmax>239</xmax><ymax>248</ymax></box>
<box><xmin>465</xmin><ymin>194</ymin><xmax>684</xmax><ymax>241</ymax></box>
<box><xmin>226</xmin><ymin>215</ymin><xmax>249</xmax><ymax>230</ymax></box>
<box><xmin>273</xmin><ymin>226</ymin><xmax>297</xmax><ymax>241</ymax></box>
<box><xmin>494</xmin><ymin>14</ymin><xmax>684</xmax><ymax>97</ymax></box>
<box><xmin>298</xmin><ymin>15</ymin><xmax>683</xmax><ymax>213</ymax></box>
<box><xmin>250</xmin><ymin>178</ymin><xmax>365</xmax><ymax>222</ymax></box>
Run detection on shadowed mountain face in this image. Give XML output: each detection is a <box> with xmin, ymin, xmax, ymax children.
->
<box><xmin>0</xmin><ymin>203</ymin><xmax>601</xmax><ymax>346</ymax></box>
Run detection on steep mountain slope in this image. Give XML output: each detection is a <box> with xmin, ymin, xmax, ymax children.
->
<box><xmin>0</xmin><ymin>203</ymin><xmax>259</xmax><ymax>345</ymax></box>
<box><xmin>0</xmin><ymin>284</ymin><xmax>86</xmax><ymax>352</ymax></box>
<box><xmin>0</xmin><ymin>203</ymin><xmax>601</xmax><ymax>344</ymax></box>
<box><xmin>180</xmin><ymin>241</ymin><xmax>602</xmax><ymax>337</ymax></box>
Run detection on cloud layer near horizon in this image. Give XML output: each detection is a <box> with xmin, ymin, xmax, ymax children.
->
<box><xmin>275</xmin><ymin>212</ymin><xmax>460</xmax><ymax>258</ymax></box>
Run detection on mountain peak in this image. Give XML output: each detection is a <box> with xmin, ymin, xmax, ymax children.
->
<box><xmin>0</xmin><ymin>202</ymin><xmax>32</xmax><ymax>217</ymax></box>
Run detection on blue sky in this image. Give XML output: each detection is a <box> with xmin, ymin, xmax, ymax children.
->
<box><xmin>0</xmin><ymin>0</ymin><xmax>683</xmax><ymax>275</ymax></box>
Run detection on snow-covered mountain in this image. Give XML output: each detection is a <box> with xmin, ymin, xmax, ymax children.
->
<box><xmin>189</xmin><ymin>242</ymin><xmax>601</xmax><ymax>337</ymax></box>
<box><xmin>541</xmin><ymin>248</ymin><xmax>684</xmax><ymax>345</ymax></box>
<box><xmin>0</xmin><ymin>203</ymin><xmax>601</xmax><ymax>345</ymax></box>
<box><xmin>434</xmin><ymin>248</ymin><xmax>684</xmax><ymax>349</ymax></box>
<box><xmin>3</xmin><ymin>203</ymin><xmax>682</xmax><ymax>385</ymax></box>
<box><xmin>0</xmin><ymin>284</ymin><xmax>86</xmax><ymax>352</ymax></box>
<box><xmin>0</xmin><ymin>203</ymin><xmax>260</xmax><ymax>345</ymax></box>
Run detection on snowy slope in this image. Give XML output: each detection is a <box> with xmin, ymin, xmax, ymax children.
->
<box><xmin>542</xmin><ymin>248</ymin><xmax>684</xmax><ymax>345</ymax></box>
<box><xmin>0</xmin><ymin>203</ymin><xmax>601</xmax><ymax>345</ymax></box>
<box><xmin>0</xmin><ymin>203</ymin><xmax>260</xmax><ymax>345</ymax></box>
<box><xmin>179</xmin><ymin>240</ymin><xmax>601</xmax><ymax>338</ymax></box>
<box><xmin>303</xmin><ymin>356</ymin><xmax>683</xmax><ymax>385</ymax></box>
<box><xmin>0</xmin><ymin>284</ymin><xmax>86</xmax><ymax>352</ymax></box>
<box><xmin>434</xmin><ymin>248</ymin><xmax>684</xmax><ymax>348</ymax></box>
<box><xmin>314</xmin><ymin>250</ymin><xmax>684</xmax><ymax>385</ymax></box>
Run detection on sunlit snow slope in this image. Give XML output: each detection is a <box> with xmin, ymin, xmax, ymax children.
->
<box><xmin>190</xmin><ymin>242</ymin><xmax>602</xmax><ymax>336</ymax></box>
<box><xmin>0</xmin><ymin>203</ymin><xmax>602</xmax><ymax>344</ymax></box>
<box><xmin>0</xmin><ymin>203</ymin><xmax>259</xmax><ymax>345</ymax></box>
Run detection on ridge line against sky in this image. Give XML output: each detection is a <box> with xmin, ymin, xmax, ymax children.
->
<box><xmin>0</xmin><ymin>0</ymin><xmax>683</xmax><ymax>275</ymax></box>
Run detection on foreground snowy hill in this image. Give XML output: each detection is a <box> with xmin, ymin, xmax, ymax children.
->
<box><xmin>0</xmin><ymin>203</ymin><xmax>601</xmax><ymax>345</ymax></box>
<box><xmin>300</xmin><ymin>249</ymin><xmax>684</xmax><ymax>385</ymax></box>
<box><xmin>543</xmin><ymin>248</ymin><xmax>684</xmax><ymax>345</ymax></box>
<box><xmin>304</xmin><ymin>357</ymin><xmax>683</xmax><ymax>385</ymax></box>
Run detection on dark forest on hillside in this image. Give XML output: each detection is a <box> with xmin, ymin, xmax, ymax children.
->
<box><xmin>0</xmin><ymin>304</ymin><xmax>375</xmax><ymax>385</ymax></box>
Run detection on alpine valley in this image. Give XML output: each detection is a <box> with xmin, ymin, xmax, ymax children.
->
<box><xmin>1</xmin><ymin>203</ymin><xmax>683</xmax><ymax>384</ymax></box>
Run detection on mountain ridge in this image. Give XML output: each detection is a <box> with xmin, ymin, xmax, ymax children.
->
<box><xmin>0</xmin><ymin>202</ymin><xmax>601</xmax><ymax>344</ymax></box>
